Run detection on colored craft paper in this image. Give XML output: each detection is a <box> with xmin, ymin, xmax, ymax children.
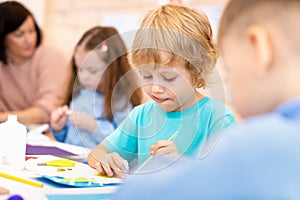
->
<box><xmin>26</xmin><ymin>145</ymin><xmax>78</xmax><ymax>156</ymax></box>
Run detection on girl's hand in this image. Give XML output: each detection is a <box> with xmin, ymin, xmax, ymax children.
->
<box><xmin>94</xmin><ymin>152</ymin><xmax>129</xmax><ymax>178</ymax></box>
<box><xmin>150</xmin><ymin>140</ymin><xmax>178</xmax><ymax>156</ymax></box>
<box><xmin>50</xmin><ymin>105</ymin><xmax>69</xmax><ymax>132</ymax></box>
<box><xmin>68</xmin><ymin>111</ymin><xmax>97</xmax><ymax>133</ymax></box>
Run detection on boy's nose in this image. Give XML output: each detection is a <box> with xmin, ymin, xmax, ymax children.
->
<box><xmin>151</xmin><ymin>82</ymin><xmax>164</xmax><ymax>93</ymax></box>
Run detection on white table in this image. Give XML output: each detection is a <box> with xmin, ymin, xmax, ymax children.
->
<box><xmin>0</xmin><ymin>172</ymin><xmax>118</xmax><ymax>200</ymax></box>
<box><xmin>0</xmin><ymin>131</ymin><xmax>120</xmax><ymax>200</ymax></box>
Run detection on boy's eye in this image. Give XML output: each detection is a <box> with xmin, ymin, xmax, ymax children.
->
<box><xmin>140</xmin><ymin>72</ymin><xmax>152</xmax><ymax>80</ymax></box>
<box><xmin>142</xmin><ymin>75</ymin><xmax>153</xmax><ymax>79</ymax></box>
<box><xmin>163</xmin><ymin>76</ymin><xmax>177</xmax><ymax>82</ymax></box>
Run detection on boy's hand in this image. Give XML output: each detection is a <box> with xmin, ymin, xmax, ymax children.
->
<box><xmin>68</xmin><ymin>111</ymin><xmax>97</xmax><ymax>133</ymax></box>
<box><xmin>94</xmin><ymin>152</ymin><xmax>128</xmax><ymax>178</ymax></box>
<box><xmin>50</xmin><ymin>105</ymin><xmax>69</xmax><ymax>132</ymax></box>
<box><xmin>150</xmin><ymin>140</ymin><xmax>178</xmax><ymax>156</ymax></box>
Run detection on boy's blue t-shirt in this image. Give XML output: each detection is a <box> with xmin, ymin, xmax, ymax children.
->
<box><xmin>102</xmin><ymin>97</ymin><xmax>235</xmax><ymax>163</ymax></box>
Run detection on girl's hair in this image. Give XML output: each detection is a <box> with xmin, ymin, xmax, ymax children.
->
<box><xmin>129</xmin><ymin>3</ymin><xmax>217</xmax><ymax>88</ymax></box>
<box><xmin>0</xmin><ymin>1</ymin><xmax>42</xmax><ymax>64</ymax></box>
<box><xmin>70</xmin><ymin>26</ymin><xmax>142</xmax><ymax>121</ymax></box>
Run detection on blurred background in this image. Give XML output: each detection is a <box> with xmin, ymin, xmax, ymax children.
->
<box><xmin>1</xmin><ymin>0</ymin><xmax>234</xmax><ymax>115</ymax></box>
<box><xmin>1</xmin><ymin>0</ymin><xmax>227</xmax><ymax>58</ymax></box>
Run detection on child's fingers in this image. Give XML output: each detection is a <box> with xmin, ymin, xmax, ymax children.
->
<box><xmin>111</xmin><ymin>165</ymin><xmax>124</xmax><ymax>178</ymax></box>
<box><xmin>155</xmin><ymin>145</ymin><xmax>178</xmax><ymax>156</ymax></box>
<box><xmin>62</xmin><ymin>105</ymin><xmax>69</xmax><ymax>112</ymax></box>
<box><xmin>51</xmin><ymin>108</ymin><xmax>68</xmax><ymax>130</ymax></box>
<box><xmin>155</xmin><ymin>147</ymin><xmax>169</xmax><ymax>156</ymax></box>
<box><xmin>151</xmin><ymin>140</ymin><xmax>172</xmax><ymax>155</ymax></box>
<box><xmin>54</xmin><ymin>106</ymin><xmax>68</xmax><ymax>120</ymax></box>
<box><xmin>111</xmin><ymin>153</ymin><xmax>127</xmax><ymax>169</ymax></box>
<box><xmin>107</xmin><ymin>155</ymin><xmax>126</xmax><ymax>178</ymax></box>
<box><xmin>51</xmin><ymin>108</ymin><xmax>61</xmax><ymax>120</ymax></box>
<box><xmin>57</xmin><ymin>107</ymin><xmax>65</xmax><ymax>116</ymax></box>
<box><xmin>64</xmin><ymin>107</ymin><xmax>72</xmax><ymax>115</ymax></box>
<box><xmin>95</xmin><ymin>162</ymin><xmax>105</xmax><ymax>175</ymax></box>
<box><xmin>56</xmin><ymin>106</ymin><xmax>70</xmax><ymax>119</ymax></box>
<box><xmin>98</xmin><ymin>159</ymin><xmax>114</xmax><ymax>177</ymax></box>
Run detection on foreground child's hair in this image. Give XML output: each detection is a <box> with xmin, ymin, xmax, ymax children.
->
<box><xmin>218</xmin><ymin>0</ymin><xmax>300</xmax><ymax>43</ymax></box>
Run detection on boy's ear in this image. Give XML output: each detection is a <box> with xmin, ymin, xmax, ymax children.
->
<box><xmin>245</xmin><ymin>25</ymin><xmax>274</xmax><ymax>77</ymax></box>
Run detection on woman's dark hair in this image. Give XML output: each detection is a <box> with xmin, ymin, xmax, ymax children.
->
<box><xmin>69</xmin><ymin>26</ymin><xmax>142</xmax><ymax>122</ymax></box>
<box><xmin>0</xmin><ymin>1</ymin><xmax>42</xmax><ymax>64</ymax></box>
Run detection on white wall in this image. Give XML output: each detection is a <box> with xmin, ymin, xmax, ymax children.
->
<box><xmin>43</xmin><ymin>0</ymin><xmax>227</xmax><ymax>58</ymax></box>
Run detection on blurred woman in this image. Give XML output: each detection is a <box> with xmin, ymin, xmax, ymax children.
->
<box><xmin>0</xmin><ymin>1</ymin><xmax>70</xmax><ymax>124</ymax></box>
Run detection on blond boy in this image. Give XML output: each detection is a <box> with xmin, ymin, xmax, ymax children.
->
<box><xmin>88</xmin><ymin>4</ymin><xmax>235</xmax><ymax>178</ymax></box>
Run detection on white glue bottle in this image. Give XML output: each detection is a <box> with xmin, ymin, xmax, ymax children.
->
<box><xmin>0</xmin><ymin>115</ymin><xmax>27</xmax><ymax>170</ymax></box>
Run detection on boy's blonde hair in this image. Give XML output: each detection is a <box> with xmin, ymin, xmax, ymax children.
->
<box><xmin>129</xmin><ymin>4</ymin><xmax>217</xmax><ymax>88</ymax></box>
